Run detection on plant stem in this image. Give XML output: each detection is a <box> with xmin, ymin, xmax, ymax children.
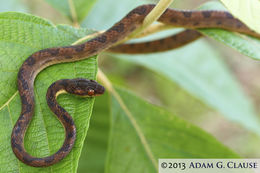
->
<box><xmin>118</xmin><ymin>0</ymin><xmax>174</xmax><ymax>44</ymax></box>
<box><xmin>68</xmin><ymin>0</ymin><xmax>79</xmax><ymax>27</ymax></box>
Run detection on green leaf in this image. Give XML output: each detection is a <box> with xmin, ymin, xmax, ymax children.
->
<box><xmin>0</xmin><ymin>12</ymin><xmax>97</xmax><ymax>172</ymax></box>
<box><xmin>106</xmin><ymin>86</ymin><xmax>238</xmax><ymax>173</ymax></box>
<box><xmin>78</xmin><ymin>93</ymin><xmax>110</xmax><ymax>173</ymax></box>
<box><xmin>110</xmin><ymin>39</ymin><xmax>260</xmax><ymax>136</ymax></box>
<box><xmin>198</xmin><ymin>1</ymin><xmax>260</xmax><ymax>60</ymax></box>
<box><xmin>200</xmin><ymin>28</ymin><xmax>260</xmax><ymax>60</ymax></box>
<box><xmin>220</xmin><ymin>0</ymin><xmax>260</xmax><ymax>33</ymax></box>
<box><xmin>45</xmin><ymin>0</ymin><xmax>97</xmax><ymax>23</ymax></box>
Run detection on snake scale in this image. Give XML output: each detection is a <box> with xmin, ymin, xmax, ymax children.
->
<box><xmin>11</xmin><ymin>4</ymin><xmax>260</xmax><ymax>167</ymax></box>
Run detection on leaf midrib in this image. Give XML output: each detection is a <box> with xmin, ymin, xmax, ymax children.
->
<box><xmin>112</xmin><ymin>86</ymin><xmax>158</xmax><ymax>171</ymax></box>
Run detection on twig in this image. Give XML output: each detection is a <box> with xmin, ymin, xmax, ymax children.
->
<box><xmin>118</xmin><ymin>0</ymin><xmax>174</xmax><ymax>44</ymax></box>
<box><xmin>68</xmin><ymin>0</ymin><xmax>79</xmax><ymax>27</ymax></box>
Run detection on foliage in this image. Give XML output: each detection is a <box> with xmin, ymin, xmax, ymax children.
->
<box><xmin>0</xmin><ymin>0</ymin><xmax>260</xmax><ymax>173</ymax></box>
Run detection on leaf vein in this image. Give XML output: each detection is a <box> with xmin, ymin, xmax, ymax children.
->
<box><xmin>0</xmin><ymin>91</ymin><xmax>18</xmax><ymax>112</ymax></box>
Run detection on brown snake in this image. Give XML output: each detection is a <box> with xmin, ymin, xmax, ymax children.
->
<box><xmin>11</xmin><ymin>4</ymin><xmax>260</xmax><ymax>167</ymax></box>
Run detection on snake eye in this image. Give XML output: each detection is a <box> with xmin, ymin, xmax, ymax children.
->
<box><xmin>88</xmin><ymin>89</ymin><xmax>95</xmax><ymax>96</ymax></box>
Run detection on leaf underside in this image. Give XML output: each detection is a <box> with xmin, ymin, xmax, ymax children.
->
<box><xmin>106</xmin><ymin>86</ymin><xmax>238</xmax><ymax>173</ymax></box>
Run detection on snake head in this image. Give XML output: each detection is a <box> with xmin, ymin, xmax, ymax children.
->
<box><xmin>64</xmin><ymin>78</ymin><xmax>105</xmax><ymax>97</ymax></box>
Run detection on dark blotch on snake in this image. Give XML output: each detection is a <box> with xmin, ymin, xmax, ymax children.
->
<box><xmin>202</xmin><ymin>11</ymin><xmax>212</xmax><ymax>18</ymax></box>
<box><xmin>26</xmin><ymin>56</ymin><xmax>36</xmax><ymax>66</ymax></box>
<box><xmin>182</xmin><ymin>12</ymin><xmax>191</xmax><ymax>18</ymax></box>
<box><xmin>60</xmin><ymin>80</ymin><xmax>69</xmax><ymax>88</ymax></box>
<box><xmin>62</xmin><ymin>114</ymin><xmax>74</xmax><ymax>125</ymax></box>
<box><xmin>22</xmin><ymin>156</ymin><xmax>36</xmax><ymax>163</ymax></box>
<box><xmin>75</xmin><ymin>44</ymin><xmax>85</xmax><ymax>52</ymax></box>
<box><xmin>225</xmin><ymin>12</ymin><xmax>234</xmax><ymax>19</ymax></box>
<box><xmin>21</xmin><ymin>78</ymin><xmax>29</xmax><ymax>90</ymax></box>
<box><xmin>236</xmin><ymin>23</ymin><xmax>242</xmax><ymax>28</ymax></box>
<box><xmin>11</xmin><ymin>138</ymin><xmax>23</xmax><ymax>152</ymax></box>
<box><xmin>24</xmin><ymin>104</ymin><xmax>33</xmax><ymax>114</ymax></box>
<box><xmin>111</xmin><ymin>23</ymin><xmax>125</xmax><ymax>33</ymax></box>
<box><xmin>59</xmin><ymin>106</ymin><xmax>66</xmax><ymax>113</ymax></box>
<box><xmin>63</xmin><ymin>144</ymin><xmax>72</xmax><ymax>152</ymax></box>
<box><xmin>49</xmin><ymin>48</ymin><xmax>60</xmax><ymax>56</ymax></box>
<box><xmin>131</xmin><ymin>6</ymin><xmax>147</xmax><ymax>15</ymax></box>
<box><xmin>21</xmin><ymin>95</ymin><xmax>32</xmax><ymax>114</ymax></box>
<box><xmin>216</xmin><ymin>21</ymin><xmax>222</xmax><ymax>25</ymax></box>
<box><xmin>94</xmin><ymin>35</ymin><xmax>107</xmax><ymax>43</ymax></box>
<box><xmin>67</xmin><ymin>131</ymin><xmax>74</xmax><ymax>138</ymax></box>
<box><xmin>170</xmin><ymin>18</ymin><xmax>177</xmax><ymax>23</ymax></box>
<box><xmin>17</xmin><ymin>68</ymin><xmax>24</xmax><ymax>80</ymax></box>
<box><xmin>14</xmin><ymin>126</ymin><xmax>21</xmax><ymax>135</ymax></box>
<box><xmin>49</xmin><ymin>87</ymin><xmax>56</xmax><ymax>98</ymax></box>
<box><xmin>171</xmin><ymin>35</ymin><xmax>177</xmax><ymax>41</ymax></box>
<box><xmin>44</xmin><ymin>156</ymin><xmax>55</xmax><ymax>163</ymax></box>
<box><xmin>47</xmin><ymin>98</ymin><xmax>55</xmax><ymax>108</ymax></box>
<box><xmin>20</xmin><ymin>95</ymin><xmax>28</xmax><ymax>105</ymax></box>
<box><xmin>160</xmin><ymin>39</ymin><xmax>164</xmax><ymax>44</ymax></box>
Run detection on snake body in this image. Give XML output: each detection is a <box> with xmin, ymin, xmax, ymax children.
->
<box><xmin>109</xmin><ymin>29</ymin><xmax>203</xmax><ymax>54</ymax></box>
<box><xmin>12</xmin><ymin>78</ymin><xmax>104</xmax><ymax>166</ymax></box>
<box><xmin>109</xmin><ymin>6</ymin><xmax>260</xmax><ymax>54</ymax></box>
<box><xmin>12</xmin><ymin>4</ymin><xmax>260</xmax><ymax>167</ymax></box>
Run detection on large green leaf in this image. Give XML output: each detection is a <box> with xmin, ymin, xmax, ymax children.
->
<box><xmin>110</xmin><ymin>38</ymin><xmax>260</xmax><ymax>135</ymax></box>
<box><xmin>45</xmin><ymin>0</ymin><xmax>97</xmax><ymax>23</ymax></box>
<box><xmin>220</xmin><ymin>0</ymin><xmax>260</xmax><ymax>33</ymax></box>
<box><xmin>78</xmin><ymin>93</ymin><xmax>110</xmax><ymax>173</ymax></box>
<box><xmin>0</xmin><ymin>12</ymin><xmax>97</xmax><ymax>172</ymax></box>
<box><xmin>200</xmin><ymin>28</ymin><xmax>260</xmax><ymax>60</ymax></box>
<box><xmin>106</xmin><ymin>86</ymin><xmax>238</xmax><ymax>173</ymax></box>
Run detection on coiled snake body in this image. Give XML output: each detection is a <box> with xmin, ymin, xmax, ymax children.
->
<box><xmin>11</xmin><ymin>4</ymin><xmax>260</xmax><ymax>167</ymax></box>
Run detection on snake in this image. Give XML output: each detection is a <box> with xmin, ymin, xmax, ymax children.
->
<box><xmin>11</xmin><ymin>4</ymin><xmax>260</xmax><ymax>167</ymax></box>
